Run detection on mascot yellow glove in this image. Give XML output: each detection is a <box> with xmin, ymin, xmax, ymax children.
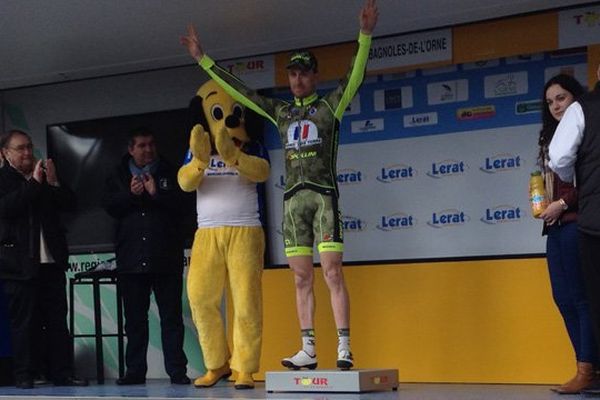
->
<box><xmin>213</xmin><ymin>125</ymin><xmax>269</xmax><ymax>183</ymax></box>
<box><xmin>177</xmin><ymin>124</ymin><xmax>212</xmax><ymax>192</ymax></box>
<box><xmin>190</xmin><ymin>124</ymin><xmax>212</xmax><ymax>166</ymax></box>
<box><xmin>214</xmin><ymin>125</ymin><xmax>240</xmax><ymax>165</ymax></box>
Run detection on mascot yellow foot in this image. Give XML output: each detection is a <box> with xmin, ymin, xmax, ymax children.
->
<box><xmin>234</xmin><ymin>372</ymin><xmax>254</xmax><ymax>390</ymax></box>
<box><xmin>193</xmin><ymin>364</ymin><xmax>232</xmax><ymax>388</ymax></box>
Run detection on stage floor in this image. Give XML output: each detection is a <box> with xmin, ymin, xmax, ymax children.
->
<box><xmin>0</xmin><ymin>380</ymin><xmax>583</xmax><ymax>400</ymax></box>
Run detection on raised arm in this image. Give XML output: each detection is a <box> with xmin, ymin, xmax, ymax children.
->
<box><xmin>180</xmin><ymin>24</ymin><xmax>204</xmax><ymax>61</ymax></box>
<box><xmin>360</xmin><ymin>0</ymin><xmax>379</xmax><ymax>35</ymax></box>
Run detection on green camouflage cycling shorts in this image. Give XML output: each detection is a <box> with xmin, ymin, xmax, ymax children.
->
<box><xmin>283</xmin><ymin>189</ymin><xmax>344</xmax><ymax>257</ymax></box>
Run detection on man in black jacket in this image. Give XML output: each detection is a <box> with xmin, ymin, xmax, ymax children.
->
<box><xmin>0</xmin><ymin>130</ymin><xmax>87</xmax><ymax>389</ymax></box>
<box><xmin>549</xmin><ymin>66</ymin><xmax>600</xmax><ymax>394</ymax></box>
<box><xmin>104</xmin><ymin>128</ymin><xmax>189</xmax><ymax>385</ymax></box>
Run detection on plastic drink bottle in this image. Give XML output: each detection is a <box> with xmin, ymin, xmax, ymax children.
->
<box><xmin>529</xmin><ymin>171</ymin><xmax>548</xmax><ymax>218</ymax></box>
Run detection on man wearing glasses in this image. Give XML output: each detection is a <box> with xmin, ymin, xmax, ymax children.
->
<box><xmin>181</xmin><ymin>0</ymin><xmax>378</xmax><ymax>373</ymax></box>
<box><xmin>0</xmin><ymin>130</ymin><xmax>87</xmax><ymax>389</ymax></box>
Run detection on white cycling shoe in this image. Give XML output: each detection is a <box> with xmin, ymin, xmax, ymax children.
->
<box><xmin>337</xmin><ymin>349</ymin><xmax>354</xmax><ymax>370</ymax></box>
<box><xmin>281</xmin><ymin>350</ymin><xmax>318</xmax><ymax>370</ymax></box>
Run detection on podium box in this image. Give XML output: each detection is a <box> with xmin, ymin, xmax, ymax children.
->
<box><xmin>266</xmin><ymin>369</ymin><xmax>399</xmax><ymax>393</ymax></box>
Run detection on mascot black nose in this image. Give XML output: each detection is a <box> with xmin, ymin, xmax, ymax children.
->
<box><xmin>225</xmin><ymin>115</ymin><xmax>240</xmax><ymax>129</ymax></box>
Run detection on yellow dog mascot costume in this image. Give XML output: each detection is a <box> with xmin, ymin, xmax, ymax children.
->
<box><xmin>178</xmin><ymin>80</ymin><xmax>270</xmax><ymax>389</ymax></box>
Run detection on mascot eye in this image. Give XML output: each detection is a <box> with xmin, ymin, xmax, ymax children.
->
<box><xmin>211</xmin><ymin>105</ymin><xmax>224</xmax><ymax>121</ymax></box>
<box><xmin>232</xmin><ymin>103</ymin><xmax>244</xmax><ymax>119</ymax></box>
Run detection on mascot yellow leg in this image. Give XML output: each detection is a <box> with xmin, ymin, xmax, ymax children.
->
<box><xmin>226</xmin><ymin>226</ymin><xmax>264</xmax><ymax>389</ymax></box>
<box><xmin>187</xmin><ymin>228</ymin><xmax>232</xmax><ymax>387</ymax></box>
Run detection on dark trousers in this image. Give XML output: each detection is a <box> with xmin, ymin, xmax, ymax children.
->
<box><xmin>579</xmin><ymin>231</ymin><xmax>600</xmax><ymax>362</ymax></box>
<box><xmin>1</xmin><ymin>265</ymin><xmax>72</xmax><ymax>383</ymax></box>
<box><xmin>546</xmin><ymin>223</ymin><xmax>598</xmax><ymax>363</ymax></box>
<box><xmin>119</xmin><ymin>273</ymin><xmax>187</xmax><ymax>378</ymax></box>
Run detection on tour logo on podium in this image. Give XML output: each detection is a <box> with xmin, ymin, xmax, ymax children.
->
<box><xmin>293</xmin><ymin>376</ymin><xmax>329</xmax><ymax>388</ymax></box>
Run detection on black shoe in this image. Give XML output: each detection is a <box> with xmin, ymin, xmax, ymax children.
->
<box><xmin>53</xmin><ymin>376</ymin><xmax>89</xmax><ymax>387</ymax></box>
<box><xmin>116</xmin><ymin>375</ymin><xmax>145</xmax><ymax>385</ymax></box>
<box><xmin>16</xmin><ymin>379</ymin><xmax>34</xmax><ymax>389</ymax></box>
<box><xmin>170</xmin><ymin>375</ymin><xmax>191</xmax><ymax>385</ymax></box>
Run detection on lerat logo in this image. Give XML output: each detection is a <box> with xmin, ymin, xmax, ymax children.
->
<box><xmin>427</xmin><ymin>160</ymin><xmax>467</xmax><ymax>178</ymax></box>
<box><xmin>337</xmin><ymin>169</ymin><xmax>363</xmax><ymax>184</ymax></box>
<box><xmin>427</xmin><ymin>209</ymin><xmax>469</xmax><ymax>228</ymax></box>
<box><xmin>377</xmin><ymin>164</ymin><xmax>415</xmax><ymax>183</ymax></box>
<box><xmin>206</xmin><ymin>157</ymin><xmax>238</xmax><ymax>177</ymax></box>
<box><xmin>481</xmin><ymin>205</ymin><xmax>523</xmax><ymax>224</ymax></box>
<box><xmin>342</xmin><ymin>215</ymin><xmax>366</xmax><ymax>232</ymax></box>
<box><xmin>208</xmin><ymin>158</ymin><xmax>226</xmax><ymax>169</ymax></box>
<box><xmin>377</xmin><ymin>212</ymin><xmax>415</xmax><ymax>231</ymax></box>
<box><xmin>480</xmin><ymin>154</ymin><xmax>521</xmax><ymax>173</ymax></box>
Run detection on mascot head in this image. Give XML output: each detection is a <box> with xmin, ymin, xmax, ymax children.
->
<box><xmin>188</xmin><ymin>80</ymin><xmax>262</xmax><ymax>149</ymax></box>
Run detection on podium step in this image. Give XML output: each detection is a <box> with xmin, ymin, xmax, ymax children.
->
<box><xmin>266</xmin><ymin>368</ymin><xmax>398</xmax><ymax>393</ymax></box>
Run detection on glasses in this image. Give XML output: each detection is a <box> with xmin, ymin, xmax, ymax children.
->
<box><xmin>6</xmin><ymin>143</ymin><xmax>33</xmax><ymax>153</ymax></box>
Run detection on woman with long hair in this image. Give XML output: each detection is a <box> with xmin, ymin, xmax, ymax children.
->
<box><xmin>538</xmin><ymin>74</ymin><xmax>598</xmax><ymax>394</ymax></box>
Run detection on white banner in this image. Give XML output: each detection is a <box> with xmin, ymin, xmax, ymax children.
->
<box><xmin>265</xmin><ymin>125</ymin><xmax>544</xmax><ymax>265</ymax></box>
<box><xmin>367</xmin><ymin>29</ymin><xmax>452</xmax><ymax>71</ymax></box>
<box><xmin>559</xmin><ymin>5</ymin><xmax>600</xmax><ymax>49</ymax></box>
<box><xmin>219</xmin><ymin>55</ymin><xmax>275</xmax><ymax>89</ymax></box>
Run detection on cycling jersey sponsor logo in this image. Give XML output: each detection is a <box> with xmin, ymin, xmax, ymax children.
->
<box><xmin>337</xmin><ymin>168</ymin><xmax>363</xmax><ymax>185</ymax></box>
<box><xmin>342</xmin><ymin>215</ymin><xmax>367</xmax><ymax>232</ymax></box>
<box><xmin>481</xmin><ymin>205</ymin><xmax>523</xmax><ymax>224</ymax></box>
<box><xmin>484</xmin><ymin>71</ymin><xmax>529</xmax><ymax>98</ymax></box>
<box><xmin>427</xmin><ymin>209</ymin><xmax>469</xmax><ymax>228</ymax></box>
<box><xmin>377</xmin><ymin>212</ymin><xmax>416</xmax><ymax>231</ymax></box>
<box><xmin>377</xmin><ymin>163</ymin><xmax>415</xmax><ymax>183</ymax></box>
<box><xmin>426</xmin><ymin>159</ymin><xmax>467</xmax><ymax>178</ymax></box>
<box><xmin>286</xmin><ymin>120</ymin><xmax>322</xmax><ymax>149</ymax></box>
<box><xmin>403</xmin><ymin>112</ymin><xmax>438</xmax><ymax>128</ymax></box>
<box><xmin>480</xmin><ymin>153</ymin><xmax>522</xmax><ymax>173</ymax></box>
<box><xmin>350</xmin><ymin>118</ymin><xmax>384</xmax><ymax>133</ymax></box>
<box><xmin>288</xmin><ymin>150</ymin><xmax>317</xmax><ymax>161</ymax></box>
<box><xmin>456</xmin><ymin>105</ymin><xmax>496</xmax><ymax>121</ymax></box>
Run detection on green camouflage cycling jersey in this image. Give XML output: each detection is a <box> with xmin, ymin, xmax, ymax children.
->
<box><xmin>198</xmin><ymin>32</ymin><xmax>372</xmax><ymax>199</ymax></box>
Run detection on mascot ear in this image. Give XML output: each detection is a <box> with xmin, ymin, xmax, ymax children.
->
<box><xmin>188</xmin><ymin>95</ymin><xmax>210</xmax><ymax>135</ymax></box>
<box><xmin>244</xmin><ymin>107</ymin><xmax>265</xmax><ymax>143</ymax></box>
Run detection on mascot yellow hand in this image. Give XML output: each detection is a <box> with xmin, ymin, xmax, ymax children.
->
<box><xmin>190</xmin><ymin>123</ymin><xmax>212</xmax><ymax>165</ymax></box>
<box><xmin>214</xmin><ymin>125</ymin><xmax>240</xmax><ymax>165</ymax></box>
<box><xmin>214</xmin><ymin>126</ymin><xmax>269</xmax><ymax>182</ymax></box>
<box><xmin>177</xmin><ymin>124</ymin><xmax>212</xmax><ymax>192</ymax></box>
